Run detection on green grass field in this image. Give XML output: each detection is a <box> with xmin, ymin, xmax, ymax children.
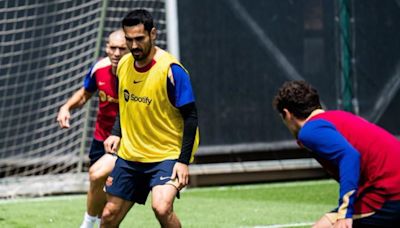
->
<box><xmin>0</xmin><ymin>179</ymin><xmax>338</xmax><ymax>228</ymax></box>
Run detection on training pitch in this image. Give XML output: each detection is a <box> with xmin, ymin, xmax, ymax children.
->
<box><xmin>0</xmin><ymin>179</ymin><xmax>337</xmax><ymax>227</ymax></box>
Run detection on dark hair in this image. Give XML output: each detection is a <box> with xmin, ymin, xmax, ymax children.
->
<box><xmin>273</xmin><ymin>80</ymin><xmax>322</xmax><ymax>119</ymax></box>
<box><xmin>122</xmin><ymin>9</ymin><xmax>154</xmax><ymax>33</ymax></box>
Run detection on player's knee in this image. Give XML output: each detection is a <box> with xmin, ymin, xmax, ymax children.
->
<box><xmin>89</xmin><ymin>167</ymin><xmax>106</xmax><ymax>184</ymax></box>
<box><xmin>101</xmin><ymin>205</ymin><xmax>118</xmax><ymax>226</ymax></box>
<box><xmin>152</xmin><ymin>202</ymin><xmax>172</xmax><ymax>218</ymax></box>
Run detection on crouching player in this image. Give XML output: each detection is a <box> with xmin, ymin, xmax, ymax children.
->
<box><xmin>273</xmin><ymin>80</ymin><xmax>400</xmax><ymax>227</ymax></box>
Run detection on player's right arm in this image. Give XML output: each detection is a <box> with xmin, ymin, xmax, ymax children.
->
<box><xmin>103</xmin><ymin>135</ymin><xmax>120</xmax><ymax>154</ymax></box>
<box><xmin>104</xmin><ymin>112</ymin><xmax>121</xmax><ymax>153</ymax></box>
<box><xmin>299</xmin><ymin>119</ymin><xmax>360</xmax><ymax>220</ymax></box>
<box><xmin>57</xmin><ymin>65</ymin><xmax>97</xmax><ymax>128</ymax></box>
<box><xmin>57</xmin><ymin>88</ymin><xmax>93</xmax><ymax>128</ymax></box>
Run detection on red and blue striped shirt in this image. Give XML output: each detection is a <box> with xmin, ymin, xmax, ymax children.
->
<box><xmin>299</xmin><ymin>110</ymin><xmax>400</xmax><ymax>218</ymax></box>
<box><xmin>83</xmin><ymin>58</ymin><xmax>118</xmax><ymax>141</ymax></box>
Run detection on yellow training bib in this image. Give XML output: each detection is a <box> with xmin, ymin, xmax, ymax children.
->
<box><xmin>116</xmin><ymin>49</ymin><xmax>199</xmax><ymax>162</ymax></box>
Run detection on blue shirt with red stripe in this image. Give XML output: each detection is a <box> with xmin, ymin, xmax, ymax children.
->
<box><xmin>298</xmin><ymin>110</ymin><xmax>400</xmax><ymax>218</ymax></box>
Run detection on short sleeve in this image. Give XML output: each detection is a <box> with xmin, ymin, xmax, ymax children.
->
<box><xmin>83</xmin><ymin>65</ymin><xmax>97</xmax><ymax>93</ymax></box>
<box><xmin>169</xmin><ymin>64</ymin><xmax>195</xmax><ymax>107</ymax></box>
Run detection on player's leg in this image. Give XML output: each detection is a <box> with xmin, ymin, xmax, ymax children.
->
<box><xmin>149</xmin><ymin>160</ymin><xmax>181</xmax><ymax>228</ymax></box>
<box><xmin>152</xmin><ymin>184</ymin><xmax>180</xmax><ymax>228</ymax></box>
<box><xmin>87</xmin><ymin>153</ymin><xmax>117</xmax><ymax>218</ymax></box>
<box><xmin>102</xmin><ymin>157</ymin><xmax>151</xmax><ymax>227</ymax></box>
<box><xmin>101</xmin><ymin>194</ymin><xmax>134</xmax><ymax>228</ymax></box>
<box><xmin>81</xmin><ymin>139</ymin><xmax>108</xmax><ymax>228</ymax></box>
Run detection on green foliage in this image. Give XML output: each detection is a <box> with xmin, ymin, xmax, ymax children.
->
<box><xmin>0</xmin><ymin>180</ymin><xmax>337</xmax><ymax>228</ymax></box>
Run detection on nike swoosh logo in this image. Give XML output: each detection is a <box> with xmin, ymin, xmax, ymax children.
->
<box><xmin>133</xmin><ymin>80</ymin><xmax>142</xmax><ymax>84</ymax></box>
<box><xmin>160</xmin><ymin>176</ymin><xmax>171</xmax><ymax>180</ymax></box>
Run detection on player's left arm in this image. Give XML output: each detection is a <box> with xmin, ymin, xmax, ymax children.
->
<box><xmin>299</xmin><ymin>120</ymin><xmax>360</xmax><ymax>220</ymax></box>
<box><xmin>168</xmin><ymin>64</ymin><xmax>198</xmax><ymax>189</ymax></box>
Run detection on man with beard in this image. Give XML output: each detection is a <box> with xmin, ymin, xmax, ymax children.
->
<box><xmin>101</xmin><ymin>9</ymin><xmax>200</xmax><ymax>228</ymax></box>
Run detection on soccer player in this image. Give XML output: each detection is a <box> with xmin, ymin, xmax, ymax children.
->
<box><xmin>56</xmin><ymin>29</ymin><xmax>128</xmax><ymax>228</ymax></box>
<box><xmin>101</xmin><ymin>9</ymin><xmax>199</xmax><ymax>228</ymax></box>
<box><xmin>273</xmin><ymin>80</ymin><xmax>400</xmax><ymax>227</ymax></box>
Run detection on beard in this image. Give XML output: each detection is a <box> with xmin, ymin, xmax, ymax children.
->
<box><xmin>131</xmin><ymin>41</ymin><xmax>153</xmax><ymax>61</ymax></box>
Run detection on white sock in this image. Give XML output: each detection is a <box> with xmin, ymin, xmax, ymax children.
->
<box><xmin>96</xmin><ymin>217</ymin><xmax>101</xmax><ymax>228</ymax></box>
<box><xmin>80</xmin><ymin>212</ymin><xmax>98</xmax><ymax>228</ymax></box>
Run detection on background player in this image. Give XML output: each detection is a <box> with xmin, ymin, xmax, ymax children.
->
<box><xmin>101</xmin><ymin>9</ymin><xmax>199</xmax><ymax>228</ymax></box>
<box><xmin>56</xmin><ymin>29</ymin><xmax>128</xmax><ymax>228</ymax></box>
<box><xmin>273</xmin><ymin>80</ymin><xmax>400</xmax><ymax>228</ymax></box>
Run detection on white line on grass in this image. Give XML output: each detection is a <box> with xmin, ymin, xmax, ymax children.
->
<box><xmin>0</xmin><ymin>194</ymin><xmax>85</xmax><ymax>204</ymax></box>
<box><xmin>243</xmin><ymin>222</ymin><xmax>314</xmax><ymax>228</ymax></box>
<box><xmin>0</xmin><ymin>179</ymin><xmax>335</xmax><ymax>204</ymax></box>
<box><xmin>183</xmin><ymin>179</ymin><xmax>334</xmax><ymax>193</ymax></box>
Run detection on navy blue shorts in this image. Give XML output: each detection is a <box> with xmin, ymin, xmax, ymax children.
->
<box><xmin>88</xmin><ymin>139</ymin><xmax>105</xmax><ymax>166</ymax></box>
<box><xmin>353</xmin><ymin>200</ymin><xmax>400</xmax><ymax>228</ymax></box>
<box><xmin>105</xmin><ymin>158</ymin><xmax>178</xmax><ymax>204</ymax></box>
<box><xmin>328</xmin><ymin>200</ymin><xmax>400</xmax><ymax>227</ymax></box>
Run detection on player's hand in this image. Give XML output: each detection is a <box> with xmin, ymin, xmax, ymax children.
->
<box><xmin>171</xmin><ymin>162</ymin><xmax>189</xmax><ymax>190</ymax></box>
<box><xmin>334</xmin><ymin>218</ymin><xmax>352</xmax><ymax>228</ymax></box>
<box><xmin>56</xmin><ymin>106</ymin><xmax>71</xmax><ymax>128</ymax></box>
<box><xmin>104</xmin><ymin>135</ymin><xmax>121</xmax><ymax>154</ymax></box>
